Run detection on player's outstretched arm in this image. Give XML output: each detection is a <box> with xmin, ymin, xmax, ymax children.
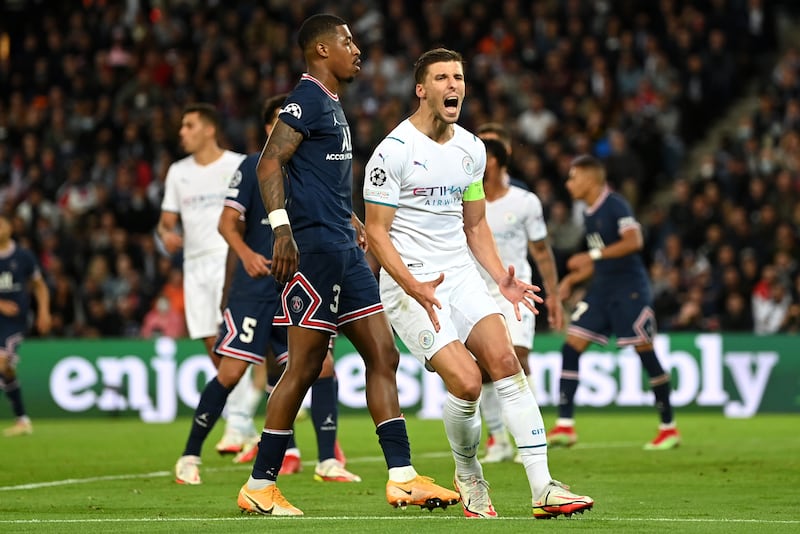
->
<box><xmin>463</xmin><ymin>199</ymin><xmax>542</xmax><ymax>319</ymax></box>
<box><xmin>256</xmin><ymin>120</ymin><xmax>303</xmax><ymax>284</ymax></box>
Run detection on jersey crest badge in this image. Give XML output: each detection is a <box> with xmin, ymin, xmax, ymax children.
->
<box><xmin>462</xmin><ymin>155</ymin><xmax>474</xmax><ymax>175</ymax></box>
<box><xmin>418</xmin><ymin>329</ymin><xmax>434</xmax><ymax>350</ymax></box>
<box><xmin>229</xmin><ymin>170</ymin><xmax>242</xmax><ymax>188</ymax></box>
<box><xmin>290</xmin><ymin>295</ymin><xmax>304</xmax><ymax>313</ymax></box>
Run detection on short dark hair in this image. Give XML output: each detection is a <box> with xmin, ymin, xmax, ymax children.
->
<box><xmin>183</xmin><ymin>103</ymin><xmax>219</xmax><ymax>128</ymax></box>
<box><xmin>298</xmin><ymin>14</ymin><xmax>347</xmax><ymax>50</ymax></box>
<box><xmin>476</xmin><ymin>122</ymin><xmax>512</xmax><ymax>152</ymax></box>
<box><xmin>413</xmin><ymin>48</ymin><xmax>464</xmax><ymax>84</ymax></box>
<box><xmin>570</xmin><ymin>154</ymin><xmax>606</xmax><ymax>179</ymax></box>
<box><xmin>261</xmin><ymin>93</ymin><xmax>288</xmax><ymax>126</ymax></box>
<box><xmin>483</xmin><ymin>137</ymin><xmax>508</xmax><ymax>169</ymax></box>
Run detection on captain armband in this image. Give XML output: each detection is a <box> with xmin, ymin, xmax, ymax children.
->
<box><xmin>462</xmin><ymin>179</ymin><xmax>485</xmax><ymax>201</ymax></box>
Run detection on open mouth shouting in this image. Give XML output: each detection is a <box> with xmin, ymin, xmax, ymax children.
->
<box><xmin>443</xmin><ymin>96</ymin><xmax>460</xmax><ymax>117</ymax></box>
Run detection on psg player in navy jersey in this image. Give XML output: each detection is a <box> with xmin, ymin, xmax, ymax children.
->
<box><xmin>237</xmin><ymin>14</ymin><xmax>459</xmax><ymax>516</ymax></box>
<box><xmin>548</xmin><ymin>155</ymin><xmax>679</xmax><ymax>450</ymax></box>
<box><xmin>174</xmin><ymin>95</ymin><xmax>359</xmax><ymax>485</ymax></box>
<box><xmin>0</xmin><ymin>214</ymin><xmax>51</xmax><ymax>437</ymax></box>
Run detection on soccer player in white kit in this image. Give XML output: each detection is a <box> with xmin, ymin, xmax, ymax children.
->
<box><xmin>475</xmin><ymin>135</ymin><xmax>563</xmax><ymax>464</ymax></box>
<box><xmin>363</xmin><ymin>48</ymin><xmax>593</xmax><ymax>519</ymax></box>
<box><xmin>157</xmin><ymin>103</ymin><xmax>258</xmax><ymax>454</ymax></box>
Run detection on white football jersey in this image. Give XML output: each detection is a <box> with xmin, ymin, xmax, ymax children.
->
<box><xmin>161</xmin><ymin>150</ymin><xmax>246</xmax><ymax>260</ymax></box>
<box><xmin>479</xmin><ymin>185</ymin><xmax>547</xmax><ymax>286</ymax></box>
<box><xmin>364</xmin><ymin>120</ymin><xmax>486</xmax><ymax>275</ymax></box>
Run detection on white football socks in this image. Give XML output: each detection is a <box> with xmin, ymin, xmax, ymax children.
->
<box><xmin>495</xmin><ymin>371</ymin><xmax>552</xmax><ymax>497</ymax></box>
<box><xmin>479</xmin><ymin>383</ymin><xmax>508</xmax><ymax>441</ymax></box>
<box><xmin>442</xmin><ymin>392</ymin><xmax>483</xmax><ymax>479</ymax></box>
<box><xmin>225</xmin><ymin>367</ymin><xmax>257</xmax><ymax>437</ymax></box>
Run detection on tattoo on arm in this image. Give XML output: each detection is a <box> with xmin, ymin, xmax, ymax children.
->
<box><xmin>258</xmin><ymin>122</ymin><xmax>304</xmax><ymax>213</ymax></box>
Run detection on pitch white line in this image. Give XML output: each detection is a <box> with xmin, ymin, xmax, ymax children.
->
<box><xmin>0</xmin><ymin>443</ymin><xmax>640</xmax><ymax>492</ymax></box>
<box><xmin>0</xmin><ymin>517</ymin><xmax>798</xmax><ymax>525</ymax></box>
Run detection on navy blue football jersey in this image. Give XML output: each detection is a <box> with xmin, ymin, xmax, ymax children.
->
<box><xmin>278</xmin><ymin>74</ymin><xmax>356</xmax><ymax>253</ymax></box>
<box><xmin>584</xmin><ymin>189</ymin><xmax>650</xmax><ymax>288</ymax></box>
<box><xmin>0</xmin><ymin>244</ymin><xmax>40</xmax><ymax>328</ymax></box>
<box><xmin>224</xmin><ymin>153</ymin><xmax>281</xmax><ymax>299</ymax></box>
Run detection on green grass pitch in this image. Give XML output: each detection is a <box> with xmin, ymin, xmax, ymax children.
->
<box><xmin>1</xmin><ymin>412</ymin><xmax>798</xmax><ymax>533</ymax></box>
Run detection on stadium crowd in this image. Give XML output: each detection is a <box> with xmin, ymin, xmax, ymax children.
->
<box><xmin>0</xmin><ymin>0</ymin><xmax>797</xmax><ymax>338</ymax></box>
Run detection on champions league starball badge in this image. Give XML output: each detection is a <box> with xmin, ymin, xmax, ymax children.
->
<box><xmin>369</xmin><ymin>167</ymin><xmax>387</xmax><ymax>186</ymax></box>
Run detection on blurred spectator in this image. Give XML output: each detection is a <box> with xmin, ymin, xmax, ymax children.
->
<box><xmin>719</xmin><ymin>292</ymin><xmax>754</xmax><ymax>332</ymax></box>
<box><xmin>0</xmin><ymin>0</ymin><xmax>790</xmax><ymax>338</ymax></box>
<box><xmin>752</xmin><ymin>265</ymin><xmax>792</xmax><ymax>334</ymax></box>
<box><xmin>517</xmin><ymin>92</ymin><xmax>556</xmax><ymax>146</ymax></box>
<box><xmin>140</xmin><ymin>294</ymin><xmax>186</xmax><ymax>339</ymax></box>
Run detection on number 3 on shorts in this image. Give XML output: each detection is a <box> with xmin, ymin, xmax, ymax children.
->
<box><xmin>330</xmin><ymin>284</ymin><xmax>341</xmax><ymax>313</ymax></box>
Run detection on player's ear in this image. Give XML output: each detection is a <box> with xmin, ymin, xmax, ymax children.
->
<box><xmin>316</xmin><ymin>41</ymin><xmax>329</xmax><ymax>59</ymax></box>
<box><xmin>415</xmin><ymin>83</ymin><xmax>425</xmax><ymax>99</ymax></box>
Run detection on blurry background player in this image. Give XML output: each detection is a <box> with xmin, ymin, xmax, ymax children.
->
<box><xmin>157</xmin><ymin>103</ymin><xmax>260</xmax><ymax>455</ymax></box>
<box><xmin>474</xmin><ymin>122</ymin><xmax>530</xmax><ymax>191</ymax></box>
<box><xmin>549</xmin><ymin>155</ymin><xmax>679</xmax><ymax>450</ymax></box>
<box><xmin>0</xmin><ymin>213</ymin><xmax>51</xmax><ymax>436</ymax></box>
<box><xmin>224</xmin><ymin>94</ymin><xmax>350</xmax><ymax>477</ymax></box>
<box><xmin>474</xmin><ymin>135</ymin><xmax>563</xmax><ymax>463</ymax></box>
<box><xmin>175</xmin><ymin>95</ymin><xmax>358</xmax><ymax>485</ymax></box>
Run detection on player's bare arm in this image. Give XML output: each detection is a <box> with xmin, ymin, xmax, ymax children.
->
<box><xmin>156</xmin><ymin>211</ymin><xmax>183</xmax><ymax>254</ymax></box>
<box><xmin>218</xmin><ymin>206</ymin><xmax>271</xmax><ymax>279</ymax></box>
<box><xmin>567</xmin><ymin>226</ymin><xmax>643</xmax><ymax>272</ymax></box>
<box><xmin>256</xmin><ymin>120</ymin><xmax>304</xmax><ymax>284</ymax></box>
<box><xmin>220</xmin><ymin>248</ymin><xmax>237</xmax><ymax>313</ymax></box>
<box><xmin>558</xmin><ymin>258</ymin><xmax>594</xmax><ymax>302</ymax></box>
<box><xmin>31</xmin><ymin>275</ymin><xmax>52</xmax><ymax>334</ymax></box>
<box><xmin>0</xmin><ymin>299</ymin><xmax>19</xmax><ymax>316</ymax></box>
<box><xmin>350</xmin><ymin>213</ymin><xmax>368</xmax><ymax>251</ymax></box>
<box><xmin>528</xmin><ymin>238</ymin><xmax>563</xmax><ymax>330</ymax></box>
<box><xmin>365</xmin><ymin>201</ymin><xmax>444</xmax><ymax>331</ymax></box>
<box><xmin>463</xmin><ymin>199</ymin><xmax>542</xmax><ymax>319</ymax></box>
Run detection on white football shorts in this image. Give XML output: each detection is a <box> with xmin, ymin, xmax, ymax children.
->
<box><xmin>487</xmin><ymin>282</ymin><xmax>535</xmax><ymax>350</ymax></box>
<box><xmin>379</xmin><ymin>262</ymin><xmax>500</xmax><ymax>365</ymax></box>
<box><xmin>183</xmin><ymin>250</ymin><xmax>227</xmax><ymax>339</ymax></box>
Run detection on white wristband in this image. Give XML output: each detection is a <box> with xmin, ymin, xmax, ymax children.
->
<box><xmin>268</xmin><ymin>209</ymin><xmax>291</xmax><ymax>230</ymax></box>
<box><xmin>589</xmin><ymin>248</ymin><xmax>602</xmax><ymax>261</ymax></box>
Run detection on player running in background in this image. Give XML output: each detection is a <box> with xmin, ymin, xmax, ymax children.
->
<box><xmin>549</xmin><ymin>155</ymin><xmax>679</xmax><ymax>450</ymax></box>
<box><xmin>157</xmin><ymin>104</ymin><xmax>259</xmax><ymax>455</ymax></box>
<box><xmin>236</xmin><ymin>15</ymin><xmax>459</xmax><ymax>517</ymax></box>
<box><xmin>0</xmin><ymin>213</ymin><xmax>51</xmax><ymax>436</ymax></box>
<box><xmin>473</xmin><ymin>135</ymin><xmax>563</xmax><ymax>463</ymax></box>
<box><xmin>174</xmin><ymin>95</ymin><xmax>358</xmax><ymax>485</ymax></box>
<box><xmin>364</xmin><ymin>47</ymin><xmax>593</xmax><ymax>519</ymax></box>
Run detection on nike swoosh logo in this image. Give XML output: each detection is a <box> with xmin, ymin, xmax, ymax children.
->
<box><xmin>246</xmin><ymin>494</ymin><xmax>274</xmax><ymax>514</ymax></box>
<box><xmin>399</xmin><ymin>488</ymin><xmax>413</xmax><ymax>495</ymax></box>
